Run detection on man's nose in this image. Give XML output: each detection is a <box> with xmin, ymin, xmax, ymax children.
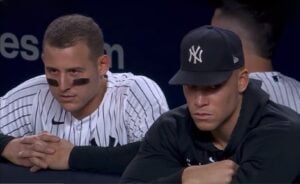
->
<box><xmin>58</xmin><ymin>74</ymin><xmax>72</xmax><ymax>91</ymax></box>
<box><xmin>194</xmin><ymin>92</ymin><xmax>209</xmax><ymax>107</ymax></box>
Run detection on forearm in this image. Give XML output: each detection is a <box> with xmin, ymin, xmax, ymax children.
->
<box><xmin>155</xmin><ymin>170</ymin><xmax>183</xmax><ymax>183</ymax></box>
<box><xmin>121</xmin><ymin>169</ymin><xmax>183</xmax><ymax>183</ymax></box>
<box><xmin>120</xmin><ymin>151</ymin><xmax>184</xmax><ymax>183</ymax></box>
<box><xmin>69</xmin><ymin>141</ymin><xmax>140</xmax><ymax>174</ymax></box>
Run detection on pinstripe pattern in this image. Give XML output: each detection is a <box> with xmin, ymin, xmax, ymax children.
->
<box><xmin>0</xmin><ymin>72</ymin><xmax>169</xmax><ymax>147</ymax></box>
<box><xmin>250</xmin><ymin>72</ymin><xmax>300</xmax><ymax>113</ymax></box>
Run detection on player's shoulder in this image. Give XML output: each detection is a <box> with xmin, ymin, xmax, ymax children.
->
<box><xmin>250</xmin><ymin>71</ymin><xmax>300</xmax><ymax>86</ymax></box>
<box><xmin>147</xmin><ymin>105</ymin><xmax>190</xmax><ymax>135</ymax></box>
<box><xmin>107</xmin><ymin>71</ymin><xmax>158</xmax><ymax>88</ymax></box>
<box><xmin>279</xmin><ymin>73</ymin><xmax>300</xmax><ymax>87</ymax></box>
<box><xmin>20</xmin><ymin>74</ymin><xmax>48</xmax><ymax>86</ymax></box>
<box><xmin>3</xmin><ymin>75</ymin><xmax>48</xmax><ymax>96</ymax></box>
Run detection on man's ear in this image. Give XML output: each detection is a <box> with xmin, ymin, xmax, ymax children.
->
<box><xmin>238</xmin><ymin>68</ymin><xmax>249</xmax><ymax>93</ymax></box>
<box><xmin>41</xmin><ymin>52</ymin><xmax>45</xmax><ymax>64</ymax></box>
<box><xmin>97</xmin><ymin>55</ymin><xmax>110</xmax><ymax>75</ymax></box>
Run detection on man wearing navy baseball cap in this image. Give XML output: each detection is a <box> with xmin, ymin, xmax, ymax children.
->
<box><xmin>121</xmin><ymin>25</ymin><xmax>300</xmax><ymax>183</ymax></box>
<box><xmin>169</xmin><ymin>25</ymin><xmax>244</xmax><ymax>86</ymax></box>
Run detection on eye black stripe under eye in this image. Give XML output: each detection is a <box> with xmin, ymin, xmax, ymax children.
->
<box><xmin>46</xmin><ymin>78</ymin><xmax>90</xmax><ymax>87</ymax></box>
<box><xmin>47</xmin><ymin>78</ymin><xmax>59</xmax><ymax>86</ymax></box>
<box><xmin>73</xmin><ymin>78</ymin><xmax>90</xmax><ymax>86</ymax></box>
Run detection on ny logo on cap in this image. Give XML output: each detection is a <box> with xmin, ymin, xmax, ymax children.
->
<box><xmin>189</xmin><ymin>45</ymin><xmax>203</xmax><ymax>64</ymax></box>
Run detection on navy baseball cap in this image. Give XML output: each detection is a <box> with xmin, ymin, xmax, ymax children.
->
<box><xmin>169</xmin><ymin>25</ymin><xmax>244</xmax><ymax>86</ymax></box>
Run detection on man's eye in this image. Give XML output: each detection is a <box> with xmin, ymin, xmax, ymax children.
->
<box><xmin>188</xmin><ymin>85</ymin><xmax>198</xmax><ymax>90</ymax></box>
<box><xmin>209</xmin><ymin>83</ymin><xmax>224</xmax><ymax>90</ymax></box>
<box><xmin>48</xmin><ymin>69</ymin><xmax>58</xmax><ymax>73</ymax></box>
<box><xmin>70</xmin><ymin>70</ymin><xmax>79</xmax><ymax>74</ymax></box>
<box><xmin>210</xmin><ymin>84</ymin><xmax>221</xmax><ymax>89</ymax></box>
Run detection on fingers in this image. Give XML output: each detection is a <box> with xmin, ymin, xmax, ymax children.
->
<box><xmin>20</xmin><ymin>135</ymin><xmax>38</xmax><ymax>144</ymax></box>
<box><xmin>39</xmin><ymin>132</ymin><xmax>60</xmax><ymax>142</ymax></box>
<box><xmin>30</xmin><ymin>165</ymin><xmax>42</xmax><ymax>172</ymax></box>
<box><xmin>25</xmin><ymin>139</ymin><xmax>55</xmax><ymax>154</ymax></box>
<box><xmin>233</xmin><ymin>162</ymin><xmax>239</xmax><ymax>171</ymax></box>
<box><xmin>29</xmin><ymin>157</ymin><xmax>48</xmax><ymax>170</ymax></box>
<box><xmin>224</xmin><ymin>159</ymin><xmax>239</xmax><ymax>171</ymax></box>
<box><xmin>18</xmin><ymin>149</ymin><xmax>47</xmax><ymax>159</ymax></box>
<box><xmin>20</xmin><ymin>133</ymin><xmax>60</xmax><ymax>144</ymax></box>
<box><xmin>20</xmin><ymin>134</ymin><xmax>57</xmax><ymax>154</ymax></box>
<box><xmin>11</xmin><ymin>133</ymin><xmax>60</xmax><ymax>171</ymax></box>
<box><xmin>18</xmin><ymin>151</ymin><xmax>49</xmax><ymax>171</ymax></box>
<box><xmin>32</xmin><ymin>141</ymin><xmax>55</xmax><ymax>154</ymax></box>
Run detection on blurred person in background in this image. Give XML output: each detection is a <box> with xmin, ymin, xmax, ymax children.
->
<box><xmin>211</xmin><ymin>0</ymin><xmax>300</xmax><ymax>112</ymax></box>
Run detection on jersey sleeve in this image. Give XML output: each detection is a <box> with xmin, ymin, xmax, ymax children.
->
<box><xmin>69</xmin><ymin>141</ymin><xmax>141</xmax><ymax>174</ymax></box>
<box><xmin>232</xmin><ymin>121</ymin><xmax>300</xmax><ymax>183</ymax></box>
<box><xmin>121</xmin><ymin>113</ymin><xmax>183</xmax><ymax>183</ymax></box>
<box><xmin>123</xmin><ymin>75</ymin><xmax>169</xmax><ymax>142</ymax></box>
<box><xmin>0</xmin><ymin>75</ymin><xmax>48</xmax><ymax>137</ymax></box>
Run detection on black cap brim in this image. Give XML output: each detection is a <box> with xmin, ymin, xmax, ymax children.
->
<box><xmin>169</xmin><ymin>69</ymin><xmax>233</xmax><ymax>86</ymax></box>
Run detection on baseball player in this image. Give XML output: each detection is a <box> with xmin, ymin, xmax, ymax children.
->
<box><xmin>0</xmin><ymin>14</ymin><xmax>169</xmax><ymax>173</ymax></box>
<box><xmin>121</xmin><ymin>25</ymin><xmax>300</xmax><ymax>184</ymax></box>
<box><xmin>211</xmin><ymin>0</ymin><xmax>300</xmax><ymax>113</ymax></box>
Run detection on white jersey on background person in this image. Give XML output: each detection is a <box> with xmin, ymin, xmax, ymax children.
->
<box><xmin>0</xmin><ymin>71</ymin><xmax>169</xmax><ymax>147</ymax></box>
<box><xmin>250</xmin><ymin>71</ymin><xmax>300</xmax><ymax>113</ymax></box>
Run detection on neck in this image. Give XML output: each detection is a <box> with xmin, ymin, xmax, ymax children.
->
<box><xmin>211</xmin><ymin>95</ymin><xmax>243</xmax><ymax>150</ymax></box>
<box><xmin>245</xmin><ymin>54</ymin><xmax>273</xmax><ymax>73</ymax></box>
<box><xmin>212</xmin><ymin>133</ymin><xmax>228</xmax><ymax>150</ymax></box>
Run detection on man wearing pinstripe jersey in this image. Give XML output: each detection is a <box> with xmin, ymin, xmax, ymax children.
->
<box><xmin>211</xmin><ymin>0</ymin><xmax>300</xmax><ymax>113</ymax></box>
<box><xmin>0</xmin><ymin>14</ymin><xmax>169</xmax><ymax>173</ymax></box>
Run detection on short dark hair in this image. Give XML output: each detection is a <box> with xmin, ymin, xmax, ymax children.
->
<box><xmin>210</xmin><ymin>0</ymin><xmax>286</xmax><ymax>59</ymax></box>
<box><xmin>43</xmin><ymin>14</ymin><xmax>104</xmax><ymax>61</ymax></box>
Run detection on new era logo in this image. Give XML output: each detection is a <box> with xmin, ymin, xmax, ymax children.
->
<box><xmin>233</xmin><ymin>55</ymin><xmax>239</xmax><ymax>64</ymax></box>
<box><xmin>189</xmin><ymin>45</ymin><xmax>203</xmax><ymax>64</ymax></box>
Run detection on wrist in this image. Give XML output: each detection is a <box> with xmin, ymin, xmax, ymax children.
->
<box><xmin>0</xmin><ymin>134</ymin><xmax>15</xmax><ymax>158</ymax></box>
<box><xmin>1</xmin><ymin>138</ymin><xmax>17</xmax><ymax>160</ymax></box>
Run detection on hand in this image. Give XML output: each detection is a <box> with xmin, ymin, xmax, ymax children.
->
<box><xmin>20</xmin><ymin>137</ymin><xmax>74</xmax><ymax>172</ymax></box>
<box><xmin>182</xmin><ymin>159</ymin><xmax>239</xmax><ymax>184</ymax></box>
<box><xmin>2</xmin><ymin>132</ymin><xmax>59</xmax><ymax>168</ymax></box>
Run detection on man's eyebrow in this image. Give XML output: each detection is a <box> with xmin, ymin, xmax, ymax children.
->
<box><xmin>45</xmin><ymin>66</ymin><xmax>56</xmax><ymax>70</ymax></box>
<box><xmin>66</xmin><ymin>67</ymin><xmax>85</xmax><ymax>71</ymax></box>
<box><xmin>45</xmin><ymin>67</ymin><xmax>85</xmax><ymax>71</ymax></box>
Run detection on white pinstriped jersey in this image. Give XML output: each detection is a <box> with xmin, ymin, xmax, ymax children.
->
<box><xmin>250</xmin><ymin>71</ymin><xmax>300</xmax><ymax>113</ymax></box>
<box><xmin>0</xmin><ymin>71</ymin><xmax>169</xmax><ymax>146</ymax></box>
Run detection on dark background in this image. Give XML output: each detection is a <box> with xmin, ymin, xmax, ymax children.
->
<box><xmin>0</xmin><ymin>0</ymin><xmax>299</xmax><ymax>108</ymax></box>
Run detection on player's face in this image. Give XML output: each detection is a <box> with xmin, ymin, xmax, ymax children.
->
<box><xmin>183</xmin><ymin>69</ymin><xmax>248</xmax><ymax>135</ymax></box>
<box><xmin>42</xmin><ymin>42</ymin><xmax>109</xmax><ymax>119</ymax></box>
